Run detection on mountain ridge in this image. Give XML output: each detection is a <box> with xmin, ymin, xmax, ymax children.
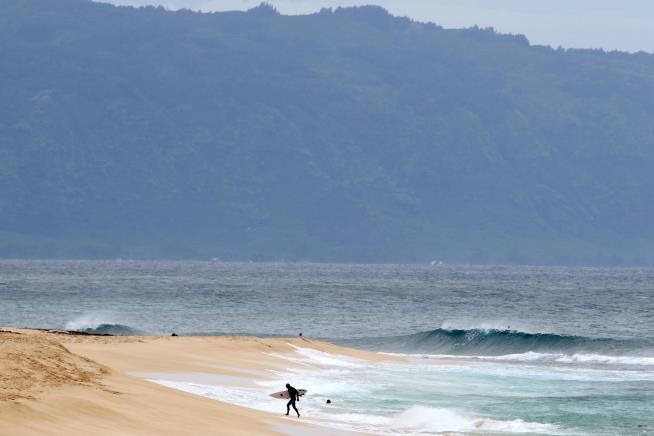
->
<box><xmin>1</xmin><ymin>0</ymin><xmax>653</xmax><ymax>265</ymax></box>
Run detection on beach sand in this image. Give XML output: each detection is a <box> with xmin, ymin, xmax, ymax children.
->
<box><xmin>0</xmin><ymin>328</ymin><xmax>396</xmax><ymax>435</ymax></box>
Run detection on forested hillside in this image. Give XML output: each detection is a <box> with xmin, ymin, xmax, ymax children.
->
<box><xmin>2</xmin><ymin>0</ymin><xmax>654</xmax><ymax>264</ymax></box>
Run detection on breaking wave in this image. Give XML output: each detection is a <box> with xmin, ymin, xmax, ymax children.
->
<box><xmin>65</xmin><ymin>313</ymin><xmax>145</xmax><ymax>335</ymax></box>
<box><xmin>348</xmin><ymin>328</ymin><xmax>654</xmax><ymax>363</ymax></box>
<box><xmin>76</xmin><ymin>323</ymin><xmax>144</xmax><ymax>335</ymax></box>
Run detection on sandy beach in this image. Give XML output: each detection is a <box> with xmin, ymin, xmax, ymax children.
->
<box><xmin>0</xmin><ymin>328</ymin><xmax>394</xmax><ymax>435</ymax></box>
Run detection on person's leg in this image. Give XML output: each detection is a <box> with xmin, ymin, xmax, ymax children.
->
<box><xmin>286</xmin><ymin>399</ymin><xmax>291</xmax><ymax>415</ymax></box>
<box><xmin>292</xmin><ymin>400</ymin><xmax>300</xmax><ymax>417</ymax></box>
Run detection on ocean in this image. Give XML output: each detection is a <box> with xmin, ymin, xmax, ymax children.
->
<box><xmin>2</xmin><ymin>260</ymin><xmax>653</xmax><ymax>435</ymax></box>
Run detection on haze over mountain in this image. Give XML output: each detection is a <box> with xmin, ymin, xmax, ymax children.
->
<box><xmin>2</xmin><ymin>0</ymin><xmax>654</xmax><ymax>265</ymax></box>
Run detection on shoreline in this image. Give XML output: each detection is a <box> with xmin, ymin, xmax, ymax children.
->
<box><xmin>0</xmin><ymin>327</ymin><xmax>397</xmax><ymax>435</ymax></box>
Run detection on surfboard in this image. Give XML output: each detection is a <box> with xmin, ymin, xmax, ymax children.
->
<box><xmin>269</xmin><ymin>389</ymin><xmax>307</xmax><ymax>399</ymax></box>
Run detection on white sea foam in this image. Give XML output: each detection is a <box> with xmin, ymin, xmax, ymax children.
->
<box><xmin>149</xmin><ymin>378</ymin><xmax>560</xmax><ymax>435</ymax></box>
<box><xmin>556</xmin><ymin>353</ymin><xmax>654</xmax><ymax>366</ymax></box>
<box><xmin>398</xmin><ymin>351</ymin><xmax>654</xmax><ymax>367</ymax></box>
<box><xmin>149</xmin><ymin>380</ymin><xmax>283</xmax><ymax>413</ymax></box>
<box><xmin>145</xmin><ymin>345</ymin><xmax>565</xmax><ymax>435</ymax></box>
<box><xmin>267</xmin><ymin>345</ymin><xmax>367</xmax><ymax>368</ymax></box>
<box><xmin>486</xmin><ymin>351</ymin><xmax>654</xmax><ymax>367</ymax></box>
<box><xmin>390</xmin><ymin>406</ymin><xmax>559</xmax><ymax>434</ymax></box>
<box><xmin>391</xmin><ymin>406</ymin><xmax>477</xmax><ymax>432</ymax></box>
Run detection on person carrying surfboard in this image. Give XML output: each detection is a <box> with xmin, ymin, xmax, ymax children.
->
<box><xmin>285</xmin><ymin>383</ymin><xmax>300</xmax><ymax>417</ymax></box>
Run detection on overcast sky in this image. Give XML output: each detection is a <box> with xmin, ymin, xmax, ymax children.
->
<box><xmin>102</xmin><ymin>0</ymin><xmax>654</xmax><ymax>53</ymax></box>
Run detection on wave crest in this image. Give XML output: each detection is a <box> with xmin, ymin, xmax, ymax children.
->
<box><xmin>65</xmin><ymin>313</ymin><xmax>144</xmax><ymax>336</ymax></box>
<box><xmin>350</xmin><ymin>328</ymin><xmax>653</xmax><ymax>358</ymax></box>
<box><xmin>77</xmin><ymin>323</ymin><xmax>143</xmax><ymax>335</ymax></box>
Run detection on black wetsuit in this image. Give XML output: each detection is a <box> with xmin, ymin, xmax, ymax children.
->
<box><xmin>286</xmin><ymin>386</ymin><xmax>300</xmax><ymax>417</ymax></box>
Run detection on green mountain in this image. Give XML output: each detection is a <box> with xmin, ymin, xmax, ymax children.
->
<box><xmin>1</xmin><ymin>0</ymin><xmax>654</xmax><ymax>265</ymax></box>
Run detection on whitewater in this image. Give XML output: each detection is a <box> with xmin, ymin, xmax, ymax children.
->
<box><xmin>2</xmin><ymin>260</ymin><xmax>653</xmax><ymax>434</ymax></box>
<box><xmin>144</xmin><ymin>342</ymin><xmax>654</xmax><ymax>435</ymax></box>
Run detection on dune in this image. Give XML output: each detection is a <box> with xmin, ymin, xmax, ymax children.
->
<box><xmin>0</xmin><ymin>328</ymin><xmax>394</xmax><ymax>435</ymax></box>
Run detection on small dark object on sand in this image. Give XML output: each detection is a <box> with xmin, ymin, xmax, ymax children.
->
<box><xmin>171</xmin><ymin>333</ymin><xmax>178</xmax><ymax>336</ymax></box>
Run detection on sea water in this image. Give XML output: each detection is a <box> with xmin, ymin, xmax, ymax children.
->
<box><xmin>1</xmin><ymin>260</ymin><xmax>653</xmax><ymax>434</ymax></box>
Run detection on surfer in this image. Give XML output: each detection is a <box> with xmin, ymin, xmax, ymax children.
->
<box><xmin>285</xmin><ymin>383</ymin><xmax>300</xmax><ymax>418</ymax></box>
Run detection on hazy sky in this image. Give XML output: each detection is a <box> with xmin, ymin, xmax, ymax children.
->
<box><xmin>102</xmin><ymin>0</ymin><xmax>654</xmax><ymax>53</ymax></box>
